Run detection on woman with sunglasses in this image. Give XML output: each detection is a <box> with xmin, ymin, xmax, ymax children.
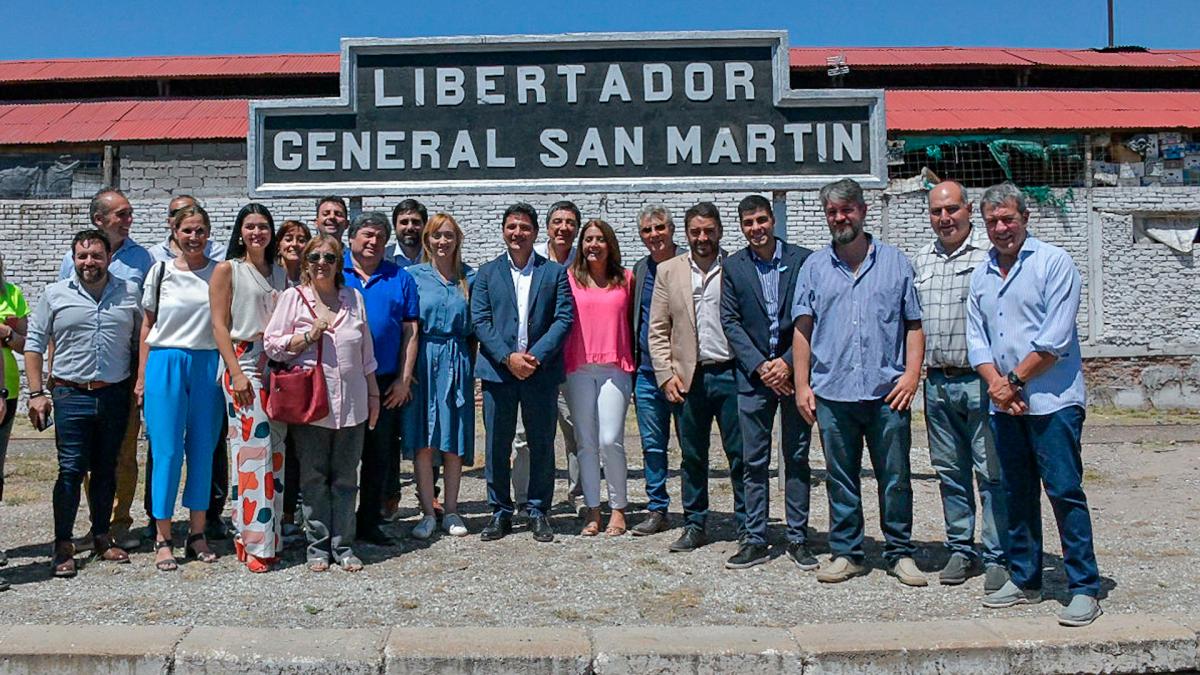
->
<box><xmin>138</xmin><ymin>205</ymin><xmax>224</xmax><ymax>571</ymax></box>
<box><xmin>264</xmin><ymin>234</ymin><xmax>380</xmax><ymax>572</ymax></box>
<box><xmin>273</xmin><ymin>219</ymin><xmax>311</xmax><ymax>534</ymax></box>
<box><xmin>211</xmin><ymin>204</ymin><xmax>288</xmax><ymax>573</ymax></box>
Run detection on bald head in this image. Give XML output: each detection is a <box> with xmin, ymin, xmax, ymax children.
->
<box><xmin>927</xmin><ymin>181</ymin><xmax>973</xmax><ymax>252</ymax></box>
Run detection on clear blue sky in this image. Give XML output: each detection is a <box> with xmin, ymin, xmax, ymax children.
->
<box><xmin>4</xmin><ymin>0</ymin><xmax>1197</xmax><ymax>59</ymax></box>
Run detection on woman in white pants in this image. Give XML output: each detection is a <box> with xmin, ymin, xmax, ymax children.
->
<box><xmin>563</xmin><ymin>219</ymin><xmax>635</xmax><ymax>536</ymax></box>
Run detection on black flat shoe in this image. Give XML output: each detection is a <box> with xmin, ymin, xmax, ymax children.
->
<box><xmin>668</xmin><ymin>527</ymin><xmax>707</xmax><ymax>552</ymax></box>
<box><xmin>630</xmin><ymin>511</ymin><xmax>670</xmax><ymax>537</ymax></box>
<box><xmin>358</xmin><ymin>526</ymin><xmax>395</xmax><ymax>546</ymax></box>
<box><xmin>530</xmin><ymin>514</ymin><xmax>555</xmax><ymax>543</ymax></box>
<box><xmin>480</xmin><ymin>514</ymin><xmax>513</xmax><ymax>541</ymax></box>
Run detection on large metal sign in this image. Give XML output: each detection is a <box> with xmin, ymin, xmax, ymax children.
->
<box><xmin>248</xmin><ymin>31</ymin><xmax>886</xmax><ymax>197</ymax></box>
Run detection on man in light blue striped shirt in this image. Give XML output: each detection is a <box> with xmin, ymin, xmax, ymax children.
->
<box><xmin>966</xmin><ymin>182</ymin><xmax>1101</xmax><ymax>627</ymax></box>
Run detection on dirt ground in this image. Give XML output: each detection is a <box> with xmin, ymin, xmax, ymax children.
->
<box><xmin>0</xmin><ymin>410</ymin><xmax>1196</xmax><ymax>628</ymax></box>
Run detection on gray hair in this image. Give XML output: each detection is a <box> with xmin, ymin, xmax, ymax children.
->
<box><xmin>818</xmin><ymin>178</ymin><xmax>866</xmax><ymax>208</ymax></box>
<box><xmin>348</xmin><ymin>211</ymin><xmax>392</xmax><ymax>242</ymax></box>
<box><xmin>978</xmin><ymin>182</ymin><xmax>1028</xmax><ymax>217</ymax></box>
<box><xmin>89</xmin><ymin>187</ymin><xmax>126</xmax><ymax>224</ymax></box>
<box><xmin>637</xmin><ymin>204</ymin><xmax>674</xmax><ymax>228</ymax></box>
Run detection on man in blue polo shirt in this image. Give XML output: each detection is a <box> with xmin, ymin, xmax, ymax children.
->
<box><xmin>343</xmin><ymin>211</ymin><xmax>420</xmax><ymax>545</ymax></box>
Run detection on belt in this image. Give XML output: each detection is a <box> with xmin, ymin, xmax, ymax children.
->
<box><xmin>927</xmin><ymin>366</ymin><xmax>976</xmax><ymax>379</ymax></box>
<box><xmin>697</xmin><ymin>359</ymin><xmax>733</xmax><ymax>371</ymax></box>
<box><xmin>52</xmin><ymin>377</ymin><xmax>115</xmax><ymax>391</ymax></box>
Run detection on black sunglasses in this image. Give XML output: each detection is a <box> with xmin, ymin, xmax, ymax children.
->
<box><xmin>305</xmin><ymin>252</ymin><xmax>339</xmax><ymax>265</ymax></box>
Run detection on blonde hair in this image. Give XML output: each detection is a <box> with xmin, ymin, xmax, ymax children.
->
<box><xmin>421</xmin><ymin>213</ymin><xmax>469</xmax><ymax>298</ymax></box>
<box><xmin>299</xmin><ymin>234</ymin><xmax>345</xmax><ymax>289</ymax></box>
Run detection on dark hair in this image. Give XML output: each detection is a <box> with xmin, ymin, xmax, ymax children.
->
<box><xmin>89</xmin><ymin>187</ymin><xmax>126</xmax><ymax>225</ymax></box>
<box><xmin>316</xmin><ymin>196</ymin><xmax>347</xmax><ymax>216</ymax></box>
<box><xmin>73</xmin><ymin>229</ymin><xmax>111</xmax><ymax>255</ymax></box>
<box><xmin>546</xmin><ymin>200</ymin><xmax>581</xmax><ymax>227</ymax></box>
<box><xmin>226</xmin><ymin>203</ymin><xmax>278</xmax><ymax>263</ymax></box>
<box><xmin>502</xmin><ymin>202</ymin><xmax>538</xmax><ymax>229</ymax></box>
<box><xmin>683</xmin><ymin>202</ymin><xmax>723</xmax><ymax>231</ymax></box>
<box><xmin>571</xmin><ymin>219</ymin><xmax>627</xmax><ymax>289</ymax></box>
<box><xmin>737</xmin><ymin>195</ymin><xmax>773</xmax><ymax>220</ymax></box>
<box><xmin>391</xmin><ymin>199</ymin><xmax>428</xmax><ymax>226</ymax></box>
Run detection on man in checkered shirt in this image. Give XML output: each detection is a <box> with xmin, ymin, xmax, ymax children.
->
<box><xmin>913</xmin><ymin>181</ymin><xmax>1010</xmax><ymax>593</ymax></box>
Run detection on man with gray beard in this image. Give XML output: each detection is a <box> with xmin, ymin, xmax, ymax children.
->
<box><xmin>791</xmin><ymin>178</ymin><xmax>927</xmax><ymax>587</ymax></box>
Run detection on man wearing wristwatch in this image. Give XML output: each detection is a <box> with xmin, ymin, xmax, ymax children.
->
<box><xmin>26</xmin><ymin>229</ymin><xmax>143</xmax><ymax>578</ymax></box>
<box><xmin>966</xmin><ymin>182</ymin><xmax>1102</xmax><ymax>628</ymax></box>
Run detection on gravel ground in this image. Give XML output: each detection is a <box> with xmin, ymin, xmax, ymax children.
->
<box><xmin>0</xmin><ymin>412</ymin><xmax>1197</xmax><ymax>628</ymax></box>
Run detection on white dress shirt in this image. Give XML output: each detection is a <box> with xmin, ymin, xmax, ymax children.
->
<box><xmin>689</xmin><ymin>254</ymin><xmax>731</xmax><ymax>363</ymax></box>
<box><xmin>509</xmin><ymin>252</ymin><xmax>536</xmax><ymax>352</ymax></box>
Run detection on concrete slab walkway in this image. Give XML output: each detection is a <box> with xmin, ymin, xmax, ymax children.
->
<box><xmin>0</xmin><ymin>613</ymin><xmax>1196</xmax><ymax>673</ymax></box>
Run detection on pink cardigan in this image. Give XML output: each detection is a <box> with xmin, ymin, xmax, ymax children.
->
<box><xmin>264</xmin><ymin>285</ymin><xmax>377</xmax><ymax>429</ymax></box>
<box><xmin>564</xmin><ymin>268</ymin><xmax>634</xmax><ymax>374</ymax></box>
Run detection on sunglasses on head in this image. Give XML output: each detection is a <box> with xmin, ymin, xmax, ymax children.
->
<box><xmin>305</xmin><ymin>252</ymin><xmax>339</xmax><ymax>265</ymax></box>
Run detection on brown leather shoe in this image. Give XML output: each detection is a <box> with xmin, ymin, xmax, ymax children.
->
<box><xmin>630</xmin><ymin>511</ymin><xmax>669</xmax><ymax>537</ymax></box>
<box><xmin>93</xmin><ymin>534</ymin><xmax>130</xmax><ymax>564</ymax></box>
<box><xmin>51</xmin><ymin>542</ymin><xmax>77</xmax><ymax>578</ymax></box>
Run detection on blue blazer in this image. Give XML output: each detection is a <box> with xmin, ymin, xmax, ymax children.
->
<box><xmin>720</xmin><ymin>239</ymin><xmax>812</xmax><ymax>394</ymax></box>
<box><xmin>471</xmin><ymin>252</ymin><xmax>574</xmax><ymax>385</ymax></box>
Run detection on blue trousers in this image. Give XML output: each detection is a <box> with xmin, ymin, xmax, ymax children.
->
<box><xmin>992</xmin><ymin>406</ymin><xmax>1100</xmax><ymax>596</ymax></box>
<box><xmin>482</xmin><ymin>378</ymin><xmax>558</xmax><ymax>517</ymax></box>
<box><xmin>815</xmin><ymin>397</ymin><xmax>915</xmax><ymax>565</ymax></box>
<box><xmin>51</xmin><ymin>380</ymin><xmax>132</xmax><ymax>543</ymax></box>
<box><xmin>634</xmin><ymin>369</ymin><xmax>672</xmax><ymax>514</ymax></box>
<box><xmin>672</xmin><ymin>363</ymin><xmax>746</xmax><ymax>534</ymax></box>
<box><xmin>924</xmin><ymin>371</ymin><xmax>1008</xmax><ymax>565</ymax></box>
<box><xmin>740</xmin><ymin>385</ymin><xmax>812</xmax><ymax>546</ymax></box>
<box><xmin>144</xmin><ymin>348</ymin><xmax>223</xmax><ymax>520</ymax></box>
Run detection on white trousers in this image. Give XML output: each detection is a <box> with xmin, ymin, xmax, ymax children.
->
<box><xmin>565</xmin><ymin>364</ymin><xmax>632</xmax><ymax>509</ymax></box>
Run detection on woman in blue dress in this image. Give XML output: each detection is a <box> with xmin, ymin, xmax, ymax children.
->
<box><xmin>402</xmin><ymin>213</ymin><xmax>475</xmax><ymax>539</ymax></box>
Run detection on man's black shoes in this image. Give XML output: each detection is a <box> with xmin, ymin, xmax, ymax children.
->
<box><xmin>669</xmin><ymin>527</ymin><xmax>707</xmax><ymax>552</ymax></box>
<box><xmin>725</xmin><ymin>542</ymin><xmax>771</xmax><ymax>569</ymax></box>
<box><xmin>480</xmin><ymin>514</ymin><xmax>513</xmax><ymax>541</ymax></box>
<box><xmin>531</xmin><ymin>514</ymin><xmax>555</xmax><ymax>542</ymax></box>
<box><xmin>786</xmin><ymin>542</ymin><xmax>821</xmax><ymax>571</ymax></box>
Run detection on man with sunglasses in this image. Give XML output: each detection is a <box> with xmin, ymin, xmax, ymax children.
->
<box><xmin>147</xmin><ymin>195</ymin><xmax>226</xmax><ymax>263</ymax></box>
<box><xmin>913</xmin><ymin>181</ymin><xmax>1009</xmax><ymax>593</ymax></box>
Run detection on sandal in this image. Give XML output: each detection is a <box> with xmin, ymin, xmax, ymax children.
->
<box><xmin>605</xmin><ymin>510</ymin><xmax>627</xmax><ymax>537</ymax></box>
<box><xmin>51</xmin><ymin>543</ymin><xmax>77</xmax><ymax>578</ymax></box>
<box><xmin>154</xmin><ymin>540</ymin><xmax>178</xmax><ymax>572</ymax></box>
<box><xmin>234</xmin><ymin>536</ymin><xmax>247</xmax><ymax>563</ymax></box>
<box><xmin>340</xmin><ymin>555</ymin><xmax>364</xmax><ymax>572</ymax></box>
<box><xmin>245</xmin><ymin>554</ymin><xmax>274</xmax><ymax>574</ymax></box>
<box><xmin>185</xmin><ymin>533</ymin><xmax>218</xmax><ymax>563</ymax></box>
<box><xmin>93</xmin><ymin>534</ymin><xmax>130</xmax><ymax>564</ymax></box>
<box><xmin>580</xmin><ymin>520</ymin><xmax>601</xmax><ymax>537</ymax></box>
<box><xmin>307</xmin><ymin>559</ymin><xmax>330</xmax><ymax>572</ymax></box>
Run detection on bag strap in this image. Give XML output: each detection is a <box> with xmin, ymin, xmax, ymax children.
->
<box><xmin>151</xmin><ymin>261</ymin><xmax>167</xmax><ymax>312</ymax></box>
<box><xmin>297</xmin><ymin>287</ymin><xmax>324</xmax><ymax>367</ymax></box>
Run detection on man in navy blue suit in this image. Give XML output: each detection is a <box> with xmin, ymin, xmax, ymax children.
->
<box><xmin>720</xmin><ymin>195</ymin><xmax>815</xmax><ymax>571</ymax></box>
<box><xmin>471</xmin><ymin>202</ymin><xmax>574</xmax><ymax>542</ymax></box>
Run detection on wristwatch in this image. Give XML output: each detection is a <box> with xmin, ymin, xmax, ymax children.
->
<box><xmin>1006</xmin><ymin>371</ymin><xmax>1025</xmax><ymax>389</ymax></box>
<box><xmin>0</xmin><ymin>387</ymin><xmax>9</xmax><ymax>400</ymax></box>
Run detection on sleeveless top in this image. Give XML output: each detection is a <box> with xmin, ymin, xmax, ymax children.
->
<box><xmin>229</xmin><ymin>259</ymin><xmax>287</xmax><ymax>341</ymax></box>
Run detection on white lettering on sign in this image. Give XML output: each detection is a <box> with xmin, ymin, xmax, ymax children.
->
<box><xmin>414</xmin><ymin>68</ymin><xmax>425</xmax><ymax>106</ymax></box>
<box><xmin>377</xmin><ymin>131</ymin><xmax>406</xmax><ymax>169</ymax></box>
<box><xmin>783</xmin><ymin>123</ymin><xmax>812</xmax><ymax>162</ymax></box>
<box><xmin>307</xmin><ymin>132</ymin><xmax>336</xmax><ymax>170</ymax></box>
<box><xmin>411</xmin><ymin>131</ymin><xmax>441</xmax><ymax>169</ymax></box>
<box><xmin>343</xmin><ymin>132</ymin><xmax>371</xmax><ymax>169</ymax></box>
<box><xmin>666</xmin><ymin>125</ymin><xmax>701</xmax><ymax>165</ymax></box>
<box><xmin>708</xmin><ymin>127</ymin><xmax>741</xmax><ymax>164</ymax></box>
<box><xmin>683</xmin><ymin>63</ymin><xmax>714</xmax><ymax>101</ymax></box>
<box><xmin>485</xmin><ymin>129</ymin><xmax>515</xmax><ymax>167</ymax></box>
<box><xmin>517</xmin><ymin>66</ymin><xmax>546</xmax><ymax>104</ymax></box>
<box><xmin>600</xmin><ymin>64</ymin><xmax>632</xmax><ymax>103</ymax></box>
<box><xmin>725</xmin><ymin>62</ymin><xmax>754</xmax><ymax>100</ymax></box>
<box><xmin>436</xmin><ymin>68</ymin><xmax>465</xmax><ymax>106</ymax></box>
<box><xmin>643</xmin><ymin>64</ymin><xmax>672</xmax><ymax>102</ymax></box>
<box><xmin>614</xmin><ymin>126</ymin><xmax>643</xmax><ymax>165</ymax></box>
<box><xmin>576</xmin><ymin>127</ymin><xmax>608</xmax><ymax>166</ymax></box>
<box><xmin>833</xmin><ymin>123</ymin><xmax>862</xmax><ymax>162</ymax></box>
<box><xmin>556</xmin><ymin>65</ymin><xmax>585</xmax><ymax>103</ymax></box>
<box><xmin>476</xmin><ymin>66</ymin><xmax>505</xmax><ymax>104</ymax></box>
<box><xmin>374</xmin><ymin>69</ymin><xmax>404</xmax><ymax>107</ymax></box>
<box><xmin>447</xmin><ymin>130</ymin><xmax>480</xmax><ymax>168</ymax></box>
<box><xmin>746</xmin><ymin>124</ymin><xmax>775</xmax><ymax>163</ymax></box>
<box><xmin>274</xmin><ymin>132</ymin><xmax>302</xmax><ymax>170</ymax></box>
<box><xmin>539</xmin><ymin>129</ymin><xmax>569</xmax><ymax>167</ymax></box>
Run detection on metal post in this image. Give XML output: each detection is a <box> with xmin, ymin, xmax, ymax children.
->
<box><xmin>1107</xmin><ymin>0</ymin><xmax>1115</xmax><ymax>48</ymax></box>
<box><xmin>102</xmin><ymin>145</ymin><xmax>116</xmax><ymax>188</ymax></box>
<box><xmin>1084</xmin><ymin>134</ymin><xmax>1105</xmax><ymax>344</ymax></box>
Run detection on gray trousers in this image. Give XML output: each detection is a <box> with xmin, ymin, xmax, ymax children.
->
<box><xmin>512</xmin><ymin>386</ymin><xmax>578</xmax><ymax>505</ymax></box>
<box><xmin>292</xmin><ymin>423</ymin><xmax>365</xmax><ymax>564</ymax></box>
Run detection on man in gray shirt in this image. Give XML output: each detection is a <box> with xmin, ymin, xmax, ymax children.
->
<box><xmin>26</xmin><ymin>229</ymin><xmax>143</xmax><ymax>578</ymax></box>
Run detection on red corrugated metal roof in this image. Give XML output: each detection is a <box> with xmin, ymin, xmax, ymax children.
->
<box><xmin>0</xmin><ymin>98</ymin><xmax>248</xmax><ymax>144</ymax></box>
<box><xmin>0</xmin><ymin>89</ymin><xmax>1197</xmax><ymax>145</ymax></box>
<box><xmin>791</xmin><ymin>47</ymin><xmax>1200</xmax><ymax>69</ymax></box>
<box><xmin>886</xmin><ymin>89</ymin><xmax>1200</xmax><ymax>131</ymax></box>
<box><xmin>0</xmin><ymin>53</ymin><xmax>340</xmax><ymax>83</ymax></box>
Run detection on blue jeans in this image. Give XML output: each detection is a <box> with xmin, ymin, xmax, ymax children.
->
<box><xmin>739</xmin><ymin>385</ymin><xmax>812</xmax><ymax>546</ymax></box>
<box><xmin>634</xmin><ymin>369</ymin><xmax>672</xmax><ymax>514</ymax></box>
<box><xmin>144</xmin><ymin>348</ymin><xmax>223</xmax><ymax>520</ymax></box>
<box><xmin>924</xmin><ymin>371</ymin><xmax>1008</xmax><ymax>566</ymax></box>
<box><xmin>815</xmin><ymin>397</ymin><xmax>915</xmax><ymax>565</ymax></box>
<box><xmin>672</xmin><ymin>363</ymin><xmax>745</xmax><ymax>534</ymax></box>
<box><xmin>992</xmin><ymin>406</ymin><xmax>1100</xmax><ymax>596</ymax></box>
<box><xmin>51</xmin><ymin>380</ymin><xmax>132</xmax><ymax>543</ymax></box>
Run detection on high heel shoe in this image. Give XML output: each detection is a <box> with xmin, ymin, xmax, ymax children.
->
<box><xmin>234</xmin><ymin>536</ymin><xmax>247</xmax><ymax>563</ymax></box>
<box><xmin>185</xmin><ymin>533</ymin><xmax>218</xmax><ymax>563</ymax></box>
<box><xmin>245</xmin><ymin>554</ymin><xmax>273</xmax><ymax>573</ymax></box>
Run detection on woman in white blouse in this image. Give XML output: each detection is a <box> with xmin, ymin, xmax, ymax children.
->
<box><xmin>137</xmin><ymin>205</ymin><xmax>224</xmax><ymax>572</ymax></box>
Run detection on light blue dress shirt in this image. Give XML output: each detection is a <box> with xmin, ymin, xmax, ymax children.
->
<box><xmin>791</xmin><ymin>236</ymin><xmax>922</xmax><ymax>402</ymax></box>
<box><xmin>966</xmin><ymin>236</ymin><xmax>1086</xmax><ymax>415</ymax></box>
<box><xmin>26</xmin><ymin>273</ymin><xmax>143</xmax><ymax>383</ymax></box>
<box><xmin>59</xmin><ymin>237</ymin><xmax>155</xmax><ymax>288</ymax></box>
<box><xmin>751</xmin><ymin>240</ymin><xmax>783</xmax><ymax>355</ymax></box>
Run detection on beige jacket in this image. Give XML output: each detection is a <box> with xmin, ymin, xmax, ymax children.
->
<box><xmin>648</xmin><ymin>253</ymin><xmax>701</xmax><ymax>390</ymax></box>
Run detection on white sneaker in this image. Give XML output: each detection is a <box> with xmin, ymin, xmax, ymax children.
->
<box><xmin>442</xmin><ymin>513</ymin><xmax>468</xmax><ymax>537</ymax></box>
<box><xmin>412</xmin><ymin>515</ymin><xmax>437</xmax><ymax>540</ymax></box>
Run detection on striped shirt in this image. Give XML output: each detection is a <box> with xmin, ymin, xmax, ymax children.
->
<box><xmin>912</xmin><ymin>227</ymin><xmax>990</xmax><ymax>369</ymax></box>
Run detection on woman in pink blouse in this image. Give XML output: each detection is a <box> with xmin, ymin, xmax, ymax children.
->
<box><xmin>264</xmin><ymin>234</ymin><xmax>379</xmax><ymax>572</ymax></box>
<box><xmin>563</xmin><ymin>219</ymin><xmax>635</xmax><ymax>537</ymax></box>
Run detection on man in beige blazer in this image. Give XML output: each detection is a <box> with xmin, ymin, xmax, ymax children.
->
<box><xmin>648</xmin><ymin>202</ymin><xmax>747</xmax><ymax>555</ymax></box>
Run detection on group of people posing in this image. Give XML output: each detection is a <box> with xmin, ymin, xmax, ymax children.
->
<box><xmin>0</xmin><ymin>176</ymin><xmax>1103</xmax><ymax>627</ymax></box>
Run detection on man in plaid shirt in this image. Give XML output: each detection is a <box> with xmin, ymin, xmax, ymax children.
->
<box><xmin>913</xmin><ymin>181</ymin><xmax>1010</xmax><ymax>593</ymax></box>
